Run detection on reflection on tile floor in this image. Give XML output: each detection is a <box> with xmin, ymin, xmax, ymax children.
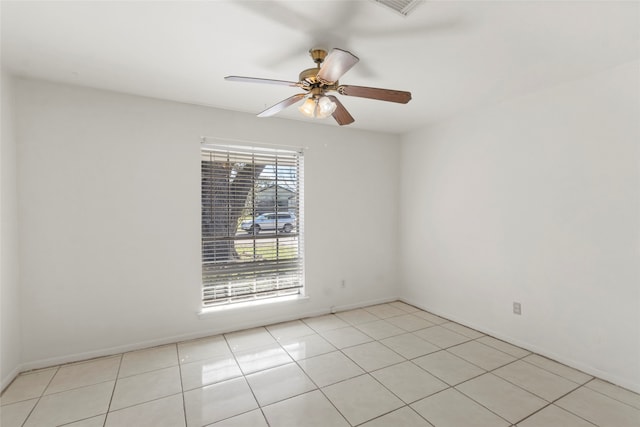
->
<box><xmin>2</xmin><ymin>301</ymin><xmax>639</xmax><ymax>426</ymax></box>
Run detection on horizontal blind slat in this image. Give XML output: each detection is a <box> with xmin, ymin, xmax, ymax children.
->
<box><xmin>201</xmin><ymin>144</ymin><xmax>303</xmax><ymax>307</ymax></box>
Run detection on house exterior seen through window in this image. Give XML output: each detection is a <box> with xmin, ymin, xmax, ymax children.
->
<box><xmin>201</xmin><ymin>144</ymin><xmax>304</xmax><ymax>307</ymax></box>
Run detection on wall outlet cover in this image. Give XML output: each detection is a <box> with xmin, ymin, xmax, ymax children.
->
<box><xmin>513</xmin><ymin>302</ymin><xmax>522</xmax><ymax>315</ymax></box>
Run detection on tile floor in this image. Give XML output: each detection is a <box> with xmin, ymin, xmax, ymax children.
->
<box><xmin>2</xmin><ymin>301</ymin><xmax>639</xmax><ymax>427</ymax></box>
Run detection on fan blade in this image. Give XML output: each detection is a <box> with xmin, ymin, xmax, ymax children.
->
<box><xmin>317</xmin><ymin>48</ymin><xmax>359</xmax><ymax>84</ymax></box>
<box><xmin>338</xmin><ymin>85</ymin><xmax>411</xmax><ymax>104</ymax></box>
<box><xmin>327</xmin><ymin>95</ymin><xmax>354</xmax><ymax>126</ymax></box>
<box><xmin>225</xmin><ymin>76</ymin><xmax>299</xmax><ymax>87</ymax></box>
<box><xmin>257</xmin><ymin>94</ymin><xmax>306</xmax><ymax>117</ymax></box>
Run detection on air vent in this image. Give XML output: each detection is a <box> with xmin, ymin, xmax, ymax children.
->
<box><xmin>372</xmin><ymin>0</ymin><xmax>422</xmax><ymax>16</ymax></box>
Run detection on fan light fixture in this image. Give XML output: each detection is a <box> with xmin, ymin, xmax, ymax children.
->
<box><xmin>225</xmin><ymin>47</ymin><xmax>411</xmax><ymax>126</ymax></box>
<box><xmin>299</xmin><ymin>95</ymin><xmax>337</xmax><ymax>119</ymax></box>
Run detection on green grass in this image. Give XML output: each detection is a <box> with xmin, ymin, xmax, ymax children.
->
<box><xmin>235</xmin><ymin>241</ymin><xmax>297</xmax><ymax>261</ymax></box>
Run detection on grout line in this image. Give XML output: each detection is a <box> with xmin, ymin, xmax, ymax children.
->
<box><xmin>265</xmin><ymin>314</ymin><xmax>528</xmax><ymax>425</ymax></box>
<box><xmin>514</xmin><ymin>378</ymin><xmax>603</xmax><ymax>427</ymax></box>
<box><xmin>103</xmin><ymin>353</ymin><xmax>123</xmax><ymax>426</ymax></box>
<box><xmin>104</xmin><ymin>392</ymin><xmax>184</xmax><ymax>411</ymax></box>
<box><xmin>358</xmin><ymin>317</ymin><xmax>634</xmax><ymax>427</ymax></box>
<box><xmin>18</xmin><ymin>365</ymin><xmax>60</xmax><ymax>427</ymax></box>
<box><xmin>264</xmin><ymin>321</ymin><xmax>350</xmax><ymax>426</ymax></box>
<box><xmin>426</xmin><ymin>341</ymin><xmax>602</xmax><ymax>426</ymax></box>
<box><xmin>441</xmin><ymin>345</ymin><xmax>546</xmax><ymax>424</ymax></box>
<box><xmin>304</xmin><ymin>316</ymin><xmax>404</xmax><ymax>425</ymax></box>
<box><xmin>173</xmin><ymin>344</ymin><xmax>188</xmax><ymax>427</ymax></box>
<box><xmin>383</xmin><ymin>333</ymin><xmax>532</xmax><ymax>425</ymax></box>
<box><xmin>223</xmin><ymin>331</ymin><xmax>272</xmax><ymax>426</ymax></box>
<box><xmin>10</xmin><ymin>302</ymin><xmax>640</xmax><ymax>427</ymax></box>
<box><xmin>444</xmin><ymin>383</ymin><xmax>517</xmax><ymax>425</ymax></box>
<box><xmin>582</xmin><ymin>378</ymin><xmax>640</xmax><ymax>411</ymax></box>
<box><xmin>299</xmin><ymin>313</ymin><xmax>445</xmax><ymax>426</ymax></box>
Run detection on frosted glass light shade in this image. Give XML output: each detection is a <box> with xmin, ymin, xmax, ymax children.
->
<box><xmin>298</xmin><ymin>96</ymin><xmax>336</xmax><ymax>119</ymax></box>
<box><xmin>299</xmin><ymin>98</ymin><xmax>317</xmax><ymax>117</ymax></box>
<box><xmin>316</xmin><ymin>96</ymin><xmax>337</xmax><ymax>118</ymax></box>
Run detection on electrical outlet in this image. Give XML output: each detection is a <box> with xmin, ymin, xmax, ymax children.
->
<box><xmin>513</xmin><ymin>302</ymin><xmax>522</xmax><ymax>315</ymax></box>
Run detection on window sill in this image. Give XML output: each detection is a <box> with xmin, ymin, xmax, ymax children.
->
<box><xmin>198</xmin><ymin>294</ymin><xmax>309</xmax><ymax>317</ymax></box>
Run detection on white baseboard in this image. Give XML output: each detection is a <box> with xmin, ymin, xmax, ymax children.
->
<box><xmin>1</xmin><ymin>364</ymin><xmax>22</xmax><ymax>394</ymax></box>
<box><xmin>18</xmin><ymin>296</ymin><xmax>400</xmax><ymax>374</ymax></box>
<box><xmin>400</xmin><ymin>298</ymin><xmax>640</xmax><ymax>394</ymax></box>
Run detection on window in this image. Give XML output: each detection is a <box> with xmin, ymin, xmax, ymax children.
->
<box><xmin>201</xmin><ymin>144</ymin><xmax>304</xmax><ymax>307</ymax></box>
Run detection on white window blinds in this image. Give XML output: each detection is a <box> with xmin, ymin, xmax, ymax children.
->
<box><xmin>201</xmin><ymin>145</ymin><xmax>304</xmax><ymax>307</ymax></box>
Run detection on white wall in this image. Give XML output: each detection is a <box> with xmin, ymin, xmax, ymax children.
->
<box><xmin>1</xmin><ymin>71</ymin><xmax>22</xmax><ymax>389</ymax></box>
<box><xmin>15</xmin><ymin>78</ymin><xmax>400</xmax><ymax>369</ymax></box>
<box><xmin>400</xmin><ymin>61</ymin><xmax>640</xmax><ymax>392</ymax></box>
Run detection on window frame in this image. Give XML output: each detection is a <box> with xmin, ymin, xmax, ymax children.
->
<box><xmin>200</xmin><ymin>143</ymin><xmax>304</xmax><ymax>308</ymax></box>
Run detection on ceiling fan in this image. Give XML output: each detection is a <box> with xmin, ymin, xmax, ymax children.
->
<box><xmin>225</xmin><ymin>48</ymin><xmax>411</xmax><ymax>126</ymax></box>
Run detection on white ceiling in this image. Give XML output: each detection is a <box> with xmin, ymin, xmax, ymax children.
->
<box><xmin>2</xmin><ymin>1</ymin><xmax>638</xmax><ymax>134</ymax></box>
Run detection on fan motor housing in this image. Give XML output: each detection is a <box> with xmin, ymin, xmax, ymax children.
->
<box><xmin>299</xmin><ymin>68</ymin><xmax>339</xmax><ymax>90</ymax></box>
<box><xmin>299</xmin><ymin>67</ymin><xmax>319</xmax><ymax>85</ymax></box>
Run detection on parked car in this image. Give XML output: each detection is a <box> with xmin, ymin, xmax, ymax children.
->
<box><xmin>240</xmin><ymin>213</ymin><xmax>296</xmax><ymax>234</ymax></box>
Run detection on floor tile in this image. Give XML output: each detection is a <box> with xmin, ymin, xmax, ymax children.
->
<box><xmin>0</xmin><ymin>368</ymin><xmax>57</xmax><ymax>405</ymax></box>
<box><xmin>298</xmin><ymin>351</ymin><xmax>364</xmax><ymax>387</ymax></box>
<box><xmin>23</xmin><ymin>381</ymin><xmax>114</xmax><ymax>427</ymax></box>
<box><xmin>225</xmin><ymin>327</ymin><xmax>276</xmax><ymax>352</ymax></box>
<box><xmin>320</xmin><ymin>326</ymin><xmax>374</xmax><ymax>349</ymax></box>
<box><xmin>363</xmin><ymin>303</ymin><xmax>407</xmax><ymax>319</ymax></box>
<box><xmin>119</xmin><ymin>344</ymin><xmax>178</xmax><ymax>378</ymax></box>
<box><xmin>105</xmin><ymin>393</ymin><xmax>185</xmax><ymax>427</ymax></box>
<box><xmin>355</xmin><ymin>319</ymin><xmax>405</xmax><ymax>340</ymax></box>
<box><xmin>177</xmin><ymin>335</ymin><xmax>230</xmax><ymax>364</ymax></box>
<box><xmin>413</xmin><ymin>326</ymin><xmax>471</xmax><ymax>348</ymax></box>
<box><xmin>493</xmin><ymin>360</ymin><xmax>580</xmax><ymax>401</ymax></box>
<box><xmin>45</xmin><ymin>356</ymin><xmax>121</xmax><ymax>395</ymax></box>
<box><xmin>441</xmin><ymin>322</ymin><xmax>485</xmax><ymax>339</ymax></box>
<box><xmin>389</xmin><ymin>301</ymin><xmax>421</xmax><ymax>313</ymax></box>
<box><xmin>266</xmin><ymin>320</ymin><xmax>315</xmax><ymax>341</ymax></box>
<box><xmin>110</xmin><ymin>366</ymin><xmax>182</xmax><ymax>411</ymax></box>
<box><xmin>335</xmin><ymin>308</ymin><xmax>381</xmax><ymax>325</ymax></box>
<box><xmin>302</xmin><ymin>314</ymin><xmax>348</xmax><ymax>332</ymax></box>
<box><xmin>585</xmin><ymin>378</ymin><xmax>640</xmax><ymax>409</ymax></box>
<box><xmin>371</xmin><ymin>361</ymin><xmax>448</xmax><ymax>403</ymax></box>
<box><xmin>412</xmin><ymin>311</ymin><xmax>448</xmax><ymax>324</ymax></box>
<box><xmin>234</xmin><ymin>343</ymin><xmax>292</xmax><ymax>374</ymax></box>
<box><xmin>209</xmin><ymin>409</ymin><xmax>268</xmax><ymax>426</ymax></box>
<box><xmin>361</xmin><ymin>406</ymin><xmax>434</xmax><ymax>427</ymax></box>
<box><xmin>412</xmin><ymin>388</ymin><xmax>510</xmax><ymax>427</ymax></box>
<box><xmin>8</xmin><ymin>301</ymin><xmax>634</xmax><ymax>427</ymax></box>
<box><xmin>0</xmin><ymin>398</ymin><xmax>38</xmax><ymax>427</ymax></box>
<box><xmin>476</xmin><ymin>336</ymin><xmax>531</xmax><ymax>358</ymax></box>
<box><xmin>517</xmin><ymin>404</ymin><xmax>595</xmax><ymax>427</ymax></box>
<box><xmin>63</xmin><ymin>415</ymin><xmax>106</xmax><ymax>427</ymax></box>
<box><xmin>386</xmin><ymin>314</ymin><xmax>435</xmax><ymax>331</ymax></box>
<box><xmin>413</xmin><ymin>351</ymin><xmax>485</xmax><ymax>386</ymax></box>
<box><xmin>380</xmin><ymin>333</ymin><xmax>440</xmax><ymax>359</ymax></box>
<box><xmin>323</xmin><ymin>374</ymin><xmax>404</xmax><ymax>426</ymax></box>
<box><xmin>447</xmin><ymin>341</ymin><xmax>516</xmax><ymax>370</ymax></box>
<box><xmin>523</xmin><ymin>354</ymin><xmax>593</xmax><ymax>384</ymax></box>
<box><xmin>556</xmin><ymin>386</ymin><xmax>640</xmax><ymax>427</ymax></box>
<box><xmin>456</xmin><ymin>373</ymin><xmax>547</xmax><ymax>424</ymax></box>
<box><xmin>245</xmin><ymin>362</ymin><xmax>316</xmax><ymax>406</ymax></box>
<box><xmin>279</xmin><ymin>333</ymin><xmax>336</xmax><ymax>361</ymax></box>
<box><xmin>262</xmin><ymin>390</ymin><xmax>349</xmax><ymax>427</ymax></box>
<box><xmin>180</xmin><ymin>354</ymin><xmax>242</xmax><ymax>391</ymax></box>
<box><xmin>183</xmin><ymin>377</ymin><xmax>258</xmax><ymax>426</ymax></box>
<box><xmin>342</xmin><ymin>341</ymin><xmax>405</xmax><ymax>371</ymax></box>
